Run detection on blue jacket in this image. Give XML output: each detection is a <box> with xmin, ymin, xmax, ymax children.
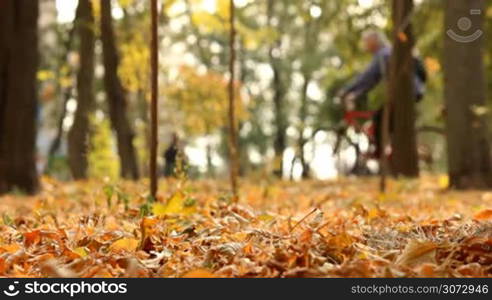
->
<box><xmin>343</xmin><ymin>47</ymin><xmax>425</xmax><ymax>101</ymax></box>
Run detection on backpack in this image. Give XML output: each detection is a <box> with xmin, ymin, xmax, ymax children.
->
<box><xmin>414</xmin><ymin>57</ymin><xmax>427</xmax><ymax>84</ymax></box>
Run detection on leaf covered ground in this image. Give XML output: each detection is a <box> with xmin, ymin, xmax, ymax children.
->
<box><xmin>1</xmin><ymin>176</ymin><xmax>492</xmax><ymax>278</ymax></box>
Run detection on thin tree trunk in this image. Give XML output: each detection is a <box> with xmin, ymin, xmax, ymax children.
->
<box><xmin>0</xmin><ymin>0</ymin><xmax>40</xmax><ymax>194</ymax></box>
<box><xmin>68</xmin><ymin>0</ymin><xmax>95</xmax><ymax>180</ymax></box>
<box><xmin>100</xmin><ymin>0</ymin><xmax>140</xmax><ymax>180</ymax></box>
<box><xmin>228</xmin><ymin>0</ymin><xmax>240</xmax><ymax>199</ymax></box>
<box><xmin>389</xmin><ymin>0</ymin><xmax>419</xmax><ymax>178</ymax></box>
<box><xmin>137</xmin><ymin>89</ymin><xmax>150</xmax><ymax>177</ymax></box>
<box><xmin>206</xmin><ymin>140</ymin><xmax>215</xmax><ymax>176</ymax></box>
<box><xmin>267</xmin><ymin>0</ymin><xmax>287</xmax><ymax>179</ymax></box>
<box><xmin>150</xmin><ymin>0</ymin><xmax>159</xmax><ymax>199</ymax></box>
<box><xmin>298</xmin><ymin>74</ymin><xmax>311</xmax><ymax>179</ymax></box>
<box><xmin>444</xmin><ymin>0</ymin><xmax>492</xmax><ymax>189</ymax></box>
<box><xmin>46</xmin><ymin>23</ymin><xmax>77</xmax><ymax>174</ymax></box>
<box><xmin>271</xmin><ymin>64</ymin><xmax>287</xmax><ymax>178</ymax></box>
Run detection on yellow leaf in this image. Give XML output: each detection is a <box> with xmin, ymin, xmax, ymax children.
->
<box><xmin>257</xmin><ymin>214</ymin><xmax>274</xmax><ymax>222</ymax></box>
<box><xmin>152</xmin><ymin>191</ymin><xmax>195</xmax><ymax>216</ymax></box>
<box><xmin>73</xmin><ymin>247</ymin><xmax>88</xmax><ymax>258</ymax></box>
<box><xmin>367</xmin><ymin>208</ymin><xmax>380</xmax><ymax>220</ymax></box>
<box><xmin>377</xmin><ymin>193</ymin><xmax>387</xmax><ymax>202</ymax></box>
<box><xmin>425</xmin><ymin>57</ymin><xmax>441</xmax><ymax>74</ymax></box>
<box><xmin>109</xmin><ymin>238</ymin><xmax>139</xmax><ymax>253</ymax></box>
<box><xmin>37</xmin><ymin>70</ymin><xmax>54</xmax><ymax>81</ymax></box>
<box><xmin>438</xmin><ymin>175</ymin><xmax>449</xmax><ymax>189</ymax></box>
<box><xmin>118</xmin><ymin>0</ymin><xmax>134</xmax><ymax>9</ymax></box>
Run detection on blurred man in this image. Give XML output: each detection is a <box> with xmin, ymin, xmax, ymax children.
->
<box><xmin>338</xmin><ymin>30</ymin><xmax>426</xmax><ymax>156</ymax></box>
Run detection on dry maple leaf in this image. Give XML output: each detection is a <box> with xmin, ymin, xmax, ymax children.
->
<box><xmin>396</xmin><ymin>240</ymin><xmax>437</xmax><ymax>267</ymax></box>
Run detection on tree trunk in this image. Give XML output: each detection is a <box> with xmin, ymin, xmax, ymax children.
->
<box><xmin>150</xmin><ymin>0</ymin><xmax>159</xmax><ymax>199</ymax></box>
<box><xmin>388</xmin><ymin>0</ymin><xmax>419</xmax><ymax>177</ymax></box>
<box><xmin>444</xmin><ymin>0</ymin><xmax>492</xmax><ymax>189</ymax></box>
<box><xmin>68</xmin><ymin>0</ymin><xmax>95</xmax><ymax>180</ymax></box>
<box><xmin>271</xmin><ymin>61</ymin><xmax>287</xmax><ymax>178</ymax></box>
<box><xmin>100</xmin><ymin>0</ymin><xmax>140</xmax><ymax>180</ymax></box>
<box><xmin>46</xmin><ymin>21</ymin><xmax>77</xmax><ymax>174</ymax></box>
<box><xmin>0</xmin><ymin>0</ymin><xmax>40</xmax><ymax>194</ymax></box>
<box><xmin>137</xmin><ymin>89</ymin><xmax>150</xmax><ymax>177</ymax></box>
<box><xmin>267</xmin><ymin>0</ymin><xmax>287</xmax><ymax>179</ymax></box>
<box><xmin>206</xmin><ymin>141</ymin><xmax>215</xmax><ymax>176</ymax></box>
<box><xmin>298</xmin><ymin>74</ymin><xmax>311</xmax><ymax>179</ymax></box>
<box><xmin>228</xmin><ymin>0</ymin><xmax>240</xmax><ymax>198</ymax></box>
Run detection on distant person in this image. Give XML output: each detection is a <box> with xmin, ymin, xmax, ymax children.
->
<box><xmin>338</xmin><ymin>30</ymin><xmax>427</xmax><ymax>157</ymax></box>
<box><xmin>163</xmin><ymin>133</ymin><xmax>184</xmax><ymax>177</ymax></box>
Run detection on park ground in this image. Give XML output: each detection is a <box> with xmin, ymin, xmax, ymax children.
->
<box><xmin>1</xmin><ymin>176</ymin><xmax>492</xmax><ymax>278</ymax></box>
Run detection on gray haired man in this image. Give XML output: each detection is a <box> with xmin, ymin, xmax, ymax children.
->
<box><xmin>338</xmin><ymin>30</ymin><xmax>427</xmax><ymax>157</ymax></box>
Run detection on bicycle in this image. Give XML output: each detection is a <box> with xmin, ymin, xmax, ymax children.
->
<box><xmin>317</xmin><ymin>99</ymin><xmax>445</xmax><ymax>176</ymax></box>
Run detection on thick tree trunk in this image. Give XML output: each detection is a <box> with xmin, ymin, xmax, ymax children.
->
<box><xmin>100</xmin><ymin>0</ymin><xmax>140</xmax><ymax>180</ymax></box>
<box><xmin>444</xmin><ymin>0</ymin><xmax>492</xmax><ymax>189</ymax></box>
<box><xmin>388</xmin><ymin>0</ymin><xmax>419</xmax><ymax>177</ymax></box>
<box><xmin>68</xmin><ymin>0</ymin><xmax>95</xmax><ymax>180</ymax></box>
<box><xmin>0</xmin><ymin>0</ymin><xmax>40</xmax><ymax>194</ymax></box>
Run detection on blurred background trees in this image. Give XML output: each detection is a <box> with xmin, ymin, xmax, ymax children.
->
<box><xmin>1</xmin><ymin>0</ymin><xmax>491</xmax><ymax>194</ymax></box>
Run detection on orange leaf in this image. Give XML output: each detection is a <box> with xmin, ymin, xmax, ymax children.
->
<box><xmin>473</xmin><ymin>209</ymin><xmax>492</xmax><ymax>221</ymax></box>
<box><xmin>109</xmin><ymin>238</ymin><xmax>139</xmax><ymax>253</ymax></box>
<box><xmin>243</xmin><ymin>242</ymin><xmax>254</xmax><ymax>255</ymax></box>
<box><xmin>0</xmin><ymin>244</ymin><xmax>21</xmax><ymax>254</ymax></box>
<box><xmin>24</xmin><ymin>230</ymin><xmax>41</xmax><ymax>247</ymax></box>
<box><xmin>299</xmin><ymin>229</ymin><xmax>313</xmax><ymax>244</ymax></box>
<box><xmin>416</xmin><ymin>263</ymin><xmax>436</xmax><ymax>277</ymax></box>
<box><xmin>0</xmin><ymin>257</ymin><xmax>6</xmax><ymax>274</ymax></box>
<box><xmin>182</xmin><ymin>269</ymin><xmax>216</xmax><ymax>278</ymax></box>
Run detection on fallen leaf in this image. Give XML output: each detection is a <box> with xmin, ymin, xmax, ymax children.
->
<box><xmin>73</xmin><ymin>247</ymin><xmax>89</xmax><ymax>258</ymax></box>
<box><xmin>396</xmin><ymin>240</ymin><xmax>437</xmax><ymax>267</ymax></box>
<box><xmin>182</xmin><ymin>269</ymin><xmax>216</xmax><ymax>278</ymax></box>
<box><xmin>473</xmin><ymin>209</ymin><xmax>492</xmax><ymax>221</ymax></box>
<box><xmin>152</xmin><ymin>191</ymin><xmax>195</xmax><ymax>216</ymax></box>
<box><xmin>438</xmin><ymin>175</ymin><xmax>449</xmax><ymax>189</ymax></box>
<box><xmin>23</xmin><ymin>230</ymin><xmax>41</xmax><ymax>247</ymax></box>
<box><xmin>109</xmin><ymin>238</ymin><xmax>139</xmax><ymax>253</ymax></box>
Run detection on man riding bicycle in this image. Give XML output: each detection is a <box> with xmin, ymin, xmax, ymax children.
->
<box><xmin>337</xmin><ymin>30</ymin><xmax>427</xmax><ymax>158</ymax></box>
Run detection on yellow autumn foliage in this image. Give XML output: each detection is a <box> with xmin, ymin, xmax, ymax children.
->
<box><xmin>165</xmin><ymin>65</ymin><xmax>248</xmax><ymax>136</ymax></box>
